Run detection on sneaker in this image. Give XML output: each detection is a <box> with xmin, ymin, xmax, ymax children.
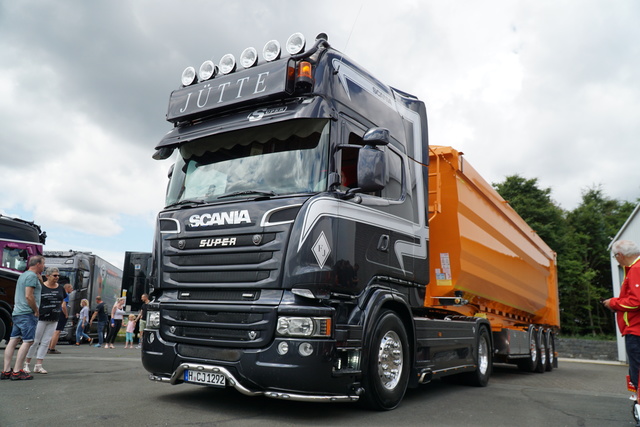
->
<box><xmin>11</xmin><ymin>370</ymin><xmax>33</xmax><ymax>381</ymax></box>
<box><xmin>1</xmin><ymin>370</ymin><xmax>12</xmax><ymax>380</ymax></box>
<box><xmin>48</xmin><ymin>349</ymin><xmax>61</xmax><ymax>354</ymax></box>
<box><xmin>93</xmin><ymin>344</ymin><xmax>101</xmax><ymax>347</ymax></box>
<box><xmin>33</xmin><ymin>365</ymin><xmax>48</xmax><ymax>374</ymax></box>
<box><xmin>23</xmin><ymin>363</ymin><xmax>30</xmax><ymax>373</ymax></box>
<box><xmin>136</xmin><ymin>345</ymin><xmax>141</xmax><ymax>349</ymax></box>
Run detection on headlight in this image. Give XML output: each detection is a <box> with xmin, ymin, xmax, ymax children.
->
<box><xmin>276</xmin><ymin>316</ymin><xmax>331</xmax><ymax>338</ymax></box>
<box><xmin>240</xmin><ymin>47</ymin><xmax>258</xmax><ymax>69</ymax></box>
<box><xmin>181</xmin><ymin>66</ymin><xmax>197</xmax><ymax>87</ymax></box>
<box><xmin>262</xmin><ymin>39</ymin><xmax>281</xmax><ymax>62</ymax></box>
<box><xmin>286</xmin><ymin>32</ymin><xmax>306</xmax><ymax>55</ymax></box>
<box><xmin>219</xmin><ymin>54</ymin><xmax>236</xmax><ymax>75</ymax></box>
<box><xmin>199</xmin><ymin>60</ymin><xmax>217</xmax><ymax>81</ymax></box>
<box><xmin>147</xmin><ymin>311</ymin><xmax>161</xmax><ymax>329</ymax></box>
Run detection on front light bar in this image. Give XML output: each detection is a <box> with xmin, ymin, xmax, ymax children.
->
<box><xmin>178</xmin><ymin>32</ymin><xmax>323</xmax><ymax>85</ymax></box>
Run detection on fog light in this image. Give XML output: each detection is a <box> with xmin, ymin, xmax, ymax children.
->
<box><xmin>263</xmin><ymin>39</ymin><xmax>281</xmax><ymax>62</ymax></box>
<box><xmin>299</xmin><ymin>342</ymin><xmax>313</xmax><ymax>357</ymax></box>
<box><xmin>219</xmin><ymin>54</ymin><xmax>236</xmax><ymax>75</ymax></box>
<box><xmin>286</xmin><ymin>32</ymin><xmax>306</xmax><ymax>55</ymax></box>
<box><xmin>277</xmin><ymin>341</ymin><xmax>289</xmax><ymax>355</ymax></box>
<box><xmin>199</xmin><ymin>60</ymin><xmax>217</xmax><ymax>81</ymax></box>
<box><xmin>347</xmin><ymin>349</ymin><xmax>361</xmax><ymax>369</ymax></box>
<box><xmin>181</xmin><ymin>66</ymin><xmax>197</xmax><ymax>86</ymax></box>
<box><xmin>240</xmin><ymin>47</ymin><xmax>258</xmax><ymax>68</ymax></box>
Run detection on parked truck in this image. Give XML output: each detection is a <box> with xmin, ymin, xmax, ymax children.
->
<box><xmin>0</xmin><ymin>215</ymin><xmax>46</xmax><ymax>342</ymax></box>
<box><xmin>122</xmin><ymin>251</ymin><xmax>152</xmax><ymax>312</ymax></box>
<box><xmin>141</xmin><ymin>32</ymin><xmax>560</xmax><ymax>410</ymax></box>
<box><xmin>43</xmin><ymin>250</ymin><xmax>123</xmax><ymax>342</ymax></box>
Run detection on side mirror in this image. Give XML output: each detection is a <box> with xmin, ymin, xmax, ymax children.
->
<box><xmin>153</xmin><ymin>146</ymin><xmax>175</xmax><ymax>160</ymax></box>
<box><xmin>357</xmin><ymin>145</ymin><xmax>387</xmax><ymax>192</ymax></box>
<box><xmin>362</xmin><ymin>127</ymin><xmax>390</xmax><ymax>147</ymax></box>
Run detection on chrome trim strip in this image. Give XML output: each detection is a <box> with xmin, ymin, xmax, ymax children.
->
<box><xmin>159</xmin><ymin>363</ymin><xmax>359</xmax><ymax>403</ymax></box>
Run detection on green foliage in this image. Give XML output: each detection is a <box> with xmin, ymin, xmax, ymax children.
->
<box><xmin>493</xmin><ymin>176</ymin><xmax>637</xmax><ymax>337</ymax></box>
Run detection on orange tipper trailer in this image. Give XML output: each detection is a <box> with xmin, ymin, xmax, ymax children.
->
<box><xmin>427</xmin><ymin>145</ymin><xmax>560</xmax><ymax>368</ymax></box>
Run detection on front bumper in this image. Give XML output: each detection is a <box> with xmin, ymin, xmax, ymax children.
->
<box><xmin>150</xmin><ymin>362</ymin><xmax>359</xmax><ymax>403</ymax></box>
<box><xmin>141</xmin><ymin>329</ymin><xmax>362</xmax><ymax>402</ymax></box>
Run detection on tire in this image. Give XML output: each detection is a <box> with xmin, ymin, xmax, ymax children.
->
<box><xmin>545</xmin><ymin>330</ymin><xmax>555</xmax><ymax>372</ymax></box>
<box><xmin>361</xmin><ymin>310</ymin><xmax>410</xmax><ymax>410</ymax></box>
<box><xmin>0</xmin><ymin>307</ymin><xmax>11</xmax><ymax>343</ymax></box>
<box><xmin>534</xmin><ymin>328</ymin><xmax>546</xmax><ymax>373</ymax></box>
<box><xmin>517</xmin><ymin>326</ymin><xmax>539</xmax><ymax>373</ymax></box>
<box><xmin>462</xmin><ymin>326</ymin><xmax>492</xmax><ymax>387</ymax></box>
<box><xmin>0</xmin><ymin>316</ymin><xmax>6</xmax><ymax>344</ymax></box>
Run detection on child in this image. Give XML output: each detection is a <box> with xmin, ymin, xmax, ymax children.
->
<box><xmin>124</xmin><ymin>314</ymin><xmax>137</xmax><ymax>348</ymax></box>
<box><xmin>76</xmin><ymin>299</ymin><xmax>92</xmax><ymax>346</ymax></box>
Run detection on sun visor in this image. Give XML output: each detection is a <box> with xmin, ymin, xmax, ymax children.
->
<box><xmin>155</xmin><ymin>96</ymin><xmax>333</xmax><ymax>150</ymax></box>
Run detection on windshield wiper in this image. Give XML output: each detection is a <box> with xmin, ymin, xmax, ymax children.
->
<box><xmin>166</xmin><ymin>199</ymin><xmax>207</xmax><ymax>208</ymax></box>
<box><xmin>218</xmin><ymin>190</ymin><xmax>276</xmax><ymax>199</ymax></box>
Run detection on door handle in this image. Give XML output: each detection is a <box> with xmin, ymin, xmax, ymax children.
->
<box><xmin>377</xmin><ymin>234</ymin><xmax>389</xmax><ymax>252</ymax></box>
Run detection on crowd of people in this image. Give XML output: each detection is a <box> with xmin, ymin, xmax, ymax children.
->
<box><xmin>1</xmin><ymin>255</ymin><xmax>150</xmax><ymax>381</ymax></box>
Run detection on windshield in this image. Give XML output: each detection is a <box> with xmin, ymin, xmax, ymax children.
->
<box><xmin>166</xmin><ymin>119</ymin><xmax>330</xmax><ymax>206</ymax></box>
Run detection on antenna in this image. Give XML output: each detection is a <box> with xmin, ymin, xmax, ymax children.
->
<box><xmin>343</xmin><ymin>2</ymin><xmax>364</xmax><ymax>54</ymax></box>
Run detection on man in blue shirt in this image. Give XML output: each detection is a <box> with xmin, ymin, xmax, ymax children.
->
<box><xmin>1</xmin><ymin>255</ymin><xmax>45</xmax><ymax>381</ymax></box>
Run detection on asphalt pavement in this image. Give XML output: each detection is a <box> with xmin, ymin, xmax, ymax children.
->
<box><xmin>0</xmin><ymin>340</ymin><xmax>637</xmax><ymax>427</ymax></box>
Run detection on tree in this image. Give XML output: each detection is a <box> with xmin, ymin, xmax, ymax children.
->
<box><xmin>565</xmin><ymin>187</ymin><xmax>636</xmax><ymax>335</ymax></box>
<box><xmin>492</xmin><ymin>175</ymin><xmax>566</xmax><ymax>253</ymax></box>
<box><xmin>492</xmin><ymin>176</ymin><xmax>636</xmax><ymax>336</ymax></box>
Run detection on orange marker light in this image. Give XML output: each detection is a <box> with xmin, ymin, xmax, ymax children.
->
<box><xmin>297</xmin><ymin>61</ymin><xmax>313</xmax><ymax>80</ymax></box>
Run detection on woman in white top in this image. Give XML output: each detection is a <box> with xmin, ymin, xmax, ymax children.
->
<box><xmin>105</xmin><ymin>298</ymin><xmax>126</xmax><ymax>349</ymax></box>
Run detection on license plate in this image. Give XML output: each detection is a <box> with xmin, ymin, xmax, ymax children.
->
<box><xmin>184</xmin><ymin>370</ymin><xmax>226</xmax><ymax>387</ymax></box>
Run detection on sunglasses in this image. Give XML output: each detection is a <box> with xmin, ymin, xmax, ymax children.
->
<box><xmin>51</xmin><ymin>274</ymin><xmax>60</xmax><ymax>277</ymax></box>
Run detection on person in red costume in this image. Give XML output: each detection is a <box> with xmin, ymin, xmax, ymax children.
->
<box><xmin>604</xmin><ymin>240</ymin><xmax>640</xmax><ymax>402</ymax></box>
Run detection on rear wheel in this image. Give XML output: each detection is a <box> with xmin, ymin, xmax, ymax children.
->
<box><xmin>535</xmin><ymin>328</ymin><xmax>546</xmax><ymax>373</ymax></box>
<box><xmin>517</xmin><ymin>326</ymin><xmax>539</xmax><ymax>372</ymax></box>
<box><xmin>361</xmin><ymin>310</ymin><xmax>410</xmax><ymax>411</ymax></box>
<box><xmin>545</xmin><ymin>330</ymin><xmax>555</xmax><ymax>371</ymax></box>
<box><xmin>0</xmin><ymin>307</ymin><xmax>11</xmax><ymax>344</ymax></box>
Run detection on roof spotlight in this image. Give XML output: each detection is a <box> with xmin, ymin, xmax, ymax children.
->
<box><xmin>240</xmin><ymin>47</ymin><xmax>258</xmax><ymax>69</ymax></box>
<box><xmin>286</xmin><ymin>32</ymin><xmax>306</xmax><ymax>55</ymax></box>
<box><xmin>199</xmin><ymin>60</ymin><xmax>217</xmax><ymax>81</ymax></box>
<box><xmin>263</xmin><ymin>40</ymin><xmax>281</xmax><ymax>62</ymax></box>
<box><xmin>181</xmin><ymin>66</ymin><xmax>197</xmax><ymax>86</ymax></box>
<box><xmin>219</xmin><ymin>54</ymin><xmax>236</xmax><ymax>75</ymax></box>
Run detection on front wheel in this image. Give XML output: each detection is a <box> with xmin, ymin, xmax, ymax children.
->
<box><xmin>361</xmin><ymin>310</ymin><xmax>410</xmax><ymax>411</ymax></box>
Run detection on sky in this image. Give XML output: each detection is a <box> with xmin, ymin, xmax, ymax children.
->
<box><xmin>1</xmin><ymin>0</ymin><xmax>639</xmax><ymax>269</ymax></box>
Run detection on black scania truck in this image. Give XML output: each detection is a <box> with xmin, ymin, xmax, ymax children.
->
<box><xmin>141</xmin><ymin>33</ymin><xmax>504</xmax><ymax>410</ymax></box>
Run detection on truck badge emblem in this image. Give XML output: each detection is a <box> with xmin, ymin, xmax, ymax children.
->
<box><xmin>248</xmin><ymin>331</ymin><xmax>257</xmax><ymax>340</ymax></box>
<box><xmin>312</xmin><ymin>231</ymin><xmax>331</xmax><ymax>269</ymax></box>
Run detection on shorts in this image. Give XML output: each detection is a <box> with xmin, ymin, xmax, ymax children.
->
<box><xmin>56</xmin><ymin>315</ymin><xmax>68</xmax><ymax>331</ymax></box>
<box><xmin>10</xmin><ymin>313</ymin><xmax>38</xmax><ymax>342</ymax></box>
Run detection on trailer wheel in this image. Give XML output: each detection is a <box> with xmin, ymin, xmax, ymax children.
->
<box><xmin>545</xmin><ymin>330</ymin><xmax>555</xmax><ymax>372</ymax></box>
<box><xmin>462</xmin><ymin>326</ymin><xmax>492</xmax><ymax>387</ymax></box>
<box><xmin>517</xmin><ymin>326</ymin><xmax>539</xmax><ymax>373</ymax></box>
<box><xmin>361</xmin><ymin>310</ymin><xmax>410</xmax><ymax>411</ymax></box>
<box><xmin>535</xmin><ymin>328</ymin><xmax>546</xmax><ymax>373</ymax></box>
<box><xmin>0</xmin><ymin>307</ymin><xmax>11</xmax><ymax>343</ymax></box>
